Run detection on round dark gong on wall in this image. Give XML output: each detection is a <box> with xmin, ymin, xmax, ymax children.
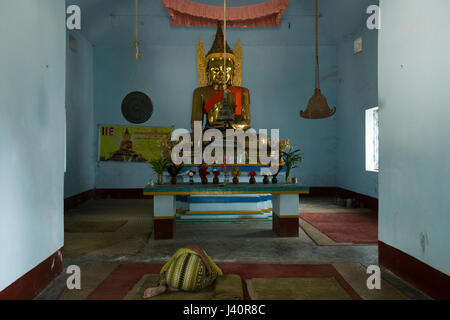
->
<box><xmin>121</xmin><ymin>91</ymin><xmax>153</xmax><ymax>124</ymax></box>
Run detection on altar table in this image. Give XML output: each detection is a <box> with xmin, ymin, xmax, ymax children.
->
<box><xmin>143</xmin><ymin>184</ymin><xmax>310</xmax><ymax>240</ymax></box>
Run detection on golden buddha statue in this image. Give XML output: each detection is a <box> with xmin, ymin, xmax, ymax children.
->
<box><xmin>192</xmin><ymin>23</ymin><xmax>251</xmax><ymax>132</ymax></box>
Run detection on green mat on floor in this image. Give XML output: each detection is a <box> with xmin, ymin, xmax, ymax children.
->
<box><xmin>125</xmin><ymin>274</ymin><xmax>243</xmax><ymax>300</ymax></box>
<box><xmin>246</xmin><ymin>277</ymin><xmax>353</xmax><ymax>300</ymax></box>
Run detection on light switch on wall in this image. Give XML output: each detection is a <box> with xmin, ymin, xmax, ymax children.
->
<box><xmin>354</xmin><ymin>36</ymin><xmax>363</xmax><ymax>54</ymax></box>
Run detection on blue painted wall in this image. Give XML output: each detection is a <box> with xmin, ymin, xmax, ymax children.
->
<box><xmin>336</xmin><ymin>26</ymin><xmax>379</xmax><ymax>198</ymax></box>
<box><xmin>93</xmin><ymin>44</ymin><xmax>337</xmax><ymax>188</ymax></box>
<box><xmin>379</xmin><ymin>0</ymin><xmax>450</xmax><ymax>275</ymax></box>
<box><xmin>0</xmin><ymin>0</ymin><xmax>66</xmax><ymax>290</ymax></box>
<box><xmin>64</xmin><ymin>31</ymin><xmax>96</xmax><ymax>198</ymax></box>
<box><xmin>92</xmin><ymin>1</ymin><xmax>338</xmax><ymax>188</ymax></box>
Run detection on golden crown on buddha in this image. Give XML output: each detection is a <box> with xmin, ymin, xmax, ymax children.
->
<box><xmin>191</xmin><ymin>22</ymin><xmax>251</xmax><ymax>132</ymax></box>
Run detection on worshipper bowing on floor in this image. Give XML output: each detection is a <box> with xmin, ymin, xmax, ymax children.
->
<box><xmin>143</xmin><ymin>245</ymin><xmax>223</xmax><ymax>299</ymax></box>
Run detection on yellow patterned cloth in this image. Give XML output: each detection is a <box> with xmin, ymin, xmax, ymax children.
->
<box><xmin>160</xmin><ymin>248</ymin><xmax>222</xmax><ymax>291</ymax></box>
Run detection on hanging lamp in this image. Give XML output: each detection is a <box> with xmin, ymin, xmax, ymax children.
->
<box><xmin>121</xmin><ymin>0</ymin><xmax>153</xmax><ymax>124</ymax></box>
<box><xmin>300</xmin><ymin>0</ymin><xmax>336</xmax><ymax>119</ymax></box>
<box><xmin>216</xmin><ymin>0</ymin><xmax>235</xmax><ymax>127</ymax></box>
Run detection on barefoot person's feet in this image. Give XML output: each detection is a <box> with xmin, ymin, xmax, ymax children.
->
<box><xmin>143</xmin><ymin>285</ymin><xmax>167</xmax><ymax>299</ymax></box>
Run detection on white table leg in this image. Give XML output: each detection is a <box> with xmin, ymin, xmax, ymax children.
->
<box><xmin>272</xmin><ymin>194</ymin><xmax>300</xmax><ymax>237</ymax></box>
<box><xmin>153</xmin><ymin>195</ymin><xmax>176</xmax><ymax>240</ymax></box>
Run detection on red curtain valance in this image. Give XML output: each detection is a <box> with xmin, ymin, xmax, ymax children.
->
<box><xmin>161</xmin><ymin>0</ymin><xmax>289</xmax><ymax>27</ymax></box>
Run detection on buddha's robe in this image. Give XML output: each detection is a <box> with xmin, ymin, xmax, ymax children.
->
<box><xmin>191</xmin><ymin>86</ymin><xmax>251</xmax><ymax>131</ymax></box>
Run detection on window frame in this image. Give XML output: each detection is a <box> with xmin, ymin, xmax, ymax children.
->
<box><xmin>365</xmin><ymin>106</ymin><xmax>379</xmax><ymax>173</ymax></box>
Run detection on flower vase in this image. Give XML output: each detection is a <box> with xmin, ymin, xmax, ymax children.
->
<box><xmin>232</xmin><ymin>177</ymin><xmax>239</xmax><ymax>184</ymax></box>
<box><xmin>213</xmin><ymin>176</ymin><xmax>219</xmax><ymax>184</ymax></box>
<box><xmin>223</xmin><ymin>174</ymin><xmax>229</xmax><ymax>185</ymax></box>
<box><xmin>272</xmin><ymin>176</ymin><xmax>278</xmax><ymax>184</ymax></box>
<box><xmin>189</xmin><ymin>176</ymin><xmax>194</xmax><ymax>185</ymax></box>
<box><xmin>249</xmin><ymin>177</ymin><xmax>256</xmax><ymax>184</ymax></box>
<box><xmin>170</xmin><ymin>177</ymin><xmax>177</xmax><ymax>185</ymax></box>
<box><xmin>285</xmin><ymin>169</ymin><xmax>291</xmax><ymax>184</ymax></box>
<box><xmin>201</xmin><ymin>177</ymin><xmax>208</xmax><ymax>184</ymax></box>
<box><xmin>263</xmin><ymin>176</ymin><xmax>269</xmax><ymax>184</ymax></box>
<box><xmin>157</xmin><ymin>173</ymin><xmax>163</xmax><ymax>185</ymax></box>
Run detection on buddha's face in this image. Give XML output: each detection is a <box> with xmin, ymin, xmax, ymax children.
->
<box><xmin>207</xmin><ymin>58</ymin><xmax>234</xmax><ymax>87</ymax></box>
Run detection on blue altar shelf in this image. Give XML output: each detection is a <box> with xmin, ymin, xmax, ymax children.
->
<box><xmin>156</xmin><ymin>165</ymin><xmax>290</xmax><ymax>223</ymax></box>
<box><xmin>143</xmin><ymin>183</ymin><xmax>310</xmax><ymax>240</ymax></box>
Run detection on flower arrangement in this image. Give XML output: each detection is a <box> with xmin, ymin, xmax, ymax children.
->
<box><xmin>187</xmin><ymin>170</ymin><xmax>196</xmax><ymax>184</ymax></box>
<box><xmin>230</xmin><ymin>167</ymin><xmax>241</xmax><ymax>177</ymax></box>
<box><xmin>248</xmin><ymin>171</ymin><xmax>257</xmax><ymax>184</ymax></box>
<box><xmin>149</xmin><ymin>157</ymin><xmax>168</xmax><ymax>184</ymax></box>
<box><xmin>282</xmin><ymin>146</ymin><xmax>302</xmax><ymax>184</ymax></box>
<box><xmin>156</xmin><ymin>135</ymin><xmax>176</xmax><ymax>160</ymax></box>
<box><xmin>221</xmin><ymin>156</ymin><xmax>230</xmax><ymax>184</ymax></box>
<box><xmin>167</xmin><ymin>163</ymin><xmax>184</xmax><ymax>184</ymax></box>
<box><xmin>167</xmin><ymin>163</ymin><xmax>183</xmax><ymax>177</ymax></box>
<box><xmin>230</xmin><ymin>167</ymin><xmax>241</xmax><ymax>184</ymax></box>
<box><xmin>271</xmin><ymin>139</ymin><xmax>291</xmax><ymax>184</ymax></box>
<box><xmin>199</xmin><ymin>164</ymin><xmax>210</xmax><ymax>184</ymax></box>
<box><xmin>212</xmin><ymin>169</ymin><xmax>220</xmax><ymax>184</ymax></box>
<box><xmin>187</xmin><ymin>170</ymin><xmax>196</xmax><ymax>177</ymax></box>
<box><xmin>279</xmin><ymin>139</ymin><xmax>290</xmax><ymax>153</ymax></box>
<box><xmin>221</xmin><ymin>156</ymin><xmax>228</xmax><ymax>173</ymax></box>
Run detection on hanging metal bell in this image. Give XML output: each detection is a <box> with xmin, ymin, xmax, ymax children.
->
<box><xmin>300</xmin><ymin>88</ymin><xmax>336</xmax><ymax>119</ymax></box>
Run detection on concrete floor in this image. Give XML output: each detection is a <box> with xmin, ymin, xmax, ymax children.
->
<box><xmin>37</xmin><ymin>197</ymin><xmax>430</xmax><ymax>300</ymax></box>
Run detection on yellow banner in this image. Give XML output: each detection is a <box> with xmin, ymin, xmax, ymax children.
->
<box><xmin>98</xmin><ymin>125</ymin><xmax>172</xmax><ymax>162</ymax></box>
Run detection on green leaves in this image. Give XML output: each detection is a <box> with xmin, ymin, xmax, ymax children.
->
<box><xmin>282</xmin><ymin>147</ymin><xmax>303</xmax><ymax>170</ymax></box>
<box><xmin>167</xmin><ymin>163</ymin><xmax>184</xmax><ymax>177</ymax></box>
<box><xmin>149</xmin><ymin>157</ymin><xmax>168</xmax><ymax>175</ymax></box>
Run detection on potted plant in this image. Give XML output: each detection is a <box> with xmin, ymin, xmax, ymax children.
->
<box><xmin>212</xmin><ymin>169</ymin><xmax>220</xmax><ymax>184</ymax></box>
<box><xmin>199</xmin><ymin>164</ymin><xmax>210</xmax><ymax>184</ymax></box>
<box><xmin>282</xmin><ymin>146</ymin><xmax>302</xmax><ymax>184</ymax></box>
<box><xmin>230</xmin><ymin>167</ymin><xmax>241</xmax><ymax>184</ymax></box>
<box><xmin>248</xmin><ymin>171</ymin><xmax>257</xmax><ymax>184</ymax></box>
<box><xmin>149</xmin><ymin>157</ymin><xmax>168</xmax><ymax>185</ymax></box>
<box><xmin>270</xmin><ymin>139</ymin><xmax>289</xmax><ymax>184</ymax></box>
<box><xmin>167</xmin><ymin>162</ymin><xmax>183</xmax><ymax>184</ymax></box>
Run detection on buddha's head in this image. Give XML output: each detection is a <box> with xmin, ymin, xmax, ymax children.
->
<box><xmin>207</xmin><ymin>57</ymin><xmax>235</xmax><ymax>87</ymax></box>
<box><xmin>197</xmin><ymin>23</ymin><xmax>242</xmax><ymax>88</ymax></box>
<box><xmin>205</xmin><ymin>23</ymin><xmax>236</xmax><ymax>89</ymax></box>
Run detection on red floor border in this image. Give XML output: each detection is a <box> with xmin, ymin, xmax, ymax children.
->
<box><xmin>87</xmin><ymin>262</ymin><xmax>361</xmax><ymax>300</ymax></box>
<box><xmin>0</xmin><ymin>247</ymin><xmax>64</xmax><ymax>300</ymax></box>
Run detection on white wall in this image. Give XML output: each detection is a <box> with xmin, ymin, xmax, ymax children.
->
<box><xmin>378</xmin><ymin>0</ymin><xmax>450</xmax><ymax>275</ymax></box>
<box><xmin>64</xmin><ymin>31</ymin><xmax>96</xmax><ymax>198</ymax></box>
<box><xmin>0</xmin><ymin>0</ymin><xmax>66</xmax><ymax>290</ymax></box>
